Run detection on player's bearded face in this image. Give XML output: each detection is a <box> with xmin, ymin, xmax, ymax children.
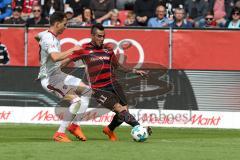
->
<box><xmin>92</xmin><ymin>30</ymin><xmax>105</xmax><ymax>47</ymax></box>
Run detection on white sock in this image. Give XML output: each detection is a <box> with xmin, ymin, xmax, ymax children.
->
<box><xmin>72</xmin><ymin>96</ymin><xmax>90</xmax><ymax>125</ymax></box>
<box><xmin>57</xmin><ymin>97</ymin><xmax>81</xmax><ymax>133</ymax></box>
<box><xmin>58</xmin><ymin>120</ymin><xmax>73</xmax><ymax>133</ymax></box>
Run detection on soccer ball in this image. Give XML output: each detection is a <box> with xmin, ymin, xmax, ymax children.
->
<box><xmin>131</xmin><ymin>125</ymin><xmax>149</xmax><ymax>142</ymax></box>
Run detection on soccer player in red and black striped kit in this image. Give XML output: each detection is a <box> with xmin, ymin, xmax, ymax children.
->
<box><xmin>67</xmin><ymin>23</ymin><xmax>152</xmax><ymax>141</ymax></box>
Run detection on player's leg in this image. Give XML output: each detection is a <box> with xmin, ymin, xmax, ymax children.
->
<box><xmin>41</xmin><ymin>74</ymin><xmax>89</xmax><ymax>142</ymax></box>
<box><xmin>113</xmin><ymin>103</ymin><xmax>140</xmax><ymax>127</ymax></box>
<box><xmin>54</xmin><ymin>89</ymin><xmax>82</xmax><ymax>142</ymax></box>
<box><xmin>93</xmin><ymin>88</ymin><xmax>139</xmax><ymax>140</ymax></box>
<box><xmin>41</xmin><ymin>77</ymin><xmax>72</xmax><ymax>142</ymax></box>
<box><xmin>105</xmin><ymin>82</ymin><xmax>149</xmax><ymax>139</ymax></box>
<box><xmin>110</xmin><ymin>82</ymin><xmax>153</xmax><ymax>136</ymax></box>
<box><xmin>92</xmin><ymin>89</ymin><xmax>119</xmax><ymax>140</ymax></box>
<box><xmin>107</xmin><ymin>82</ymin><xmax>128</xmax><ymax>131</ymax></box>
<box><xmin>62</xmin><ymin>75</ymin><xmax>91</xmax><ymax>141</ymax></box>
<box><xmin>102</xmin><ymin>102</ymin><xmax>140</xmax><ymax>141</ymax></box>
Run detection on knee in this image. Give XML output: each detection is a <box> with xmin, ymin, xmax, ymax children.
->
<box><xmin>113</xmin><ymin>103</ymin><xmax>127</xmax><ymax>113</ymax></box>
<box><xmin>68</xmin><ymin>96</ymin><xmax>81</xmax><ymax>114</ymax></box>
<box><xmin>63</xmin><ymin>89</ymin><xmax>78</xmax><ymax>102</ymax></box>
<box><xmin>77</xmin><ymin>96</ymin><xmax>90</xmax><ymax>114</ymax></box>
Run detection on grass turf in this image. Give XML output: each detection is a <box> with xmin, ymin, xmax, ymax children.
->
<box><xmin>0</xmin><ymin>124</ymin><xmax>240</xmax><ymax>160</ymax></box>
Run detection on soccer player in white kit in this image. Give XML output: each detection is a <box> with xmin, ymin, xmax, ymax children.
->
<box><xmin>36</xmin><ymin>11</ymin><xmax>90</xmax><ymax>142</ymax></box>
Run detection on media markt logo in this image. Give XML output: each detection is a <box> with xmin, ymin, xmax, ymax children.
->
<box><xmin>191</xmin><ymin>114</ymin><xmax>221</xmax><ymax>126</ymax></box>
<box><xmin>0</xmin><ymin>111</ymin><xmax>11</xmax><ymax>120</ymax></box>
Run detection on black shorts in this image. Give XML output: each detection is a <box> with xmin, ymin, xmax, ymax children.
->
<box><xmin>92</xmin><ymin>81</ymin><xmax>128</xmax><ymax>110</ymax></box>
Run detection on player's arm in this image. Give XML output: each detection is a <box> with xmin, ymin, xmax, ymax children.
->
<box><xmin>60</xmin><ymin>58</ymin><xmax>72</xmax><ymax>68</ymax></box>
<box><xmin>60</xmin><ymin>49</ymin><xmax>85</xmax><ymax>68</ymax></box>
<box><xmin>37</xmin><ymin>32</ymin><xmax>82</xmax><ymax>62</ymax></box>
<box><xmin>50</xmin><ymin>45</ymin><xmax>82</xmax><ymax>62</ymax></box>
<box><xmin>111</xmin><ymin>53</ymin><xmax>148</xmax><ymax>77</ymax></box>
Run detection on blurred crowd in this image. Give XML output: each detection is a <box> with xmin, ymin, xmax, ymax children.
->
<box><xmin>0</xmin><ymin>0</ymin><xmax>239</xmax><ymax>29</ymax></box>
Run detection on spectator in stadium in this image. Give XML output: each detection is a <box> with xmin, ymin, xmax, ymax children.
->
<box><xmin>89</xmin><ymin>0</ymin><xmax>115</xmax><ymax>23</ymax></box>
<box><xmin>64</xmin><ymin>0</ymin><xmax>89</xmax><ymax>18</ymax></box>
<box><xmin>26</xmin><ymin>5</ymin><xmax>49</xmax><ymax>26</ymax></box>
<box><xmin>184</xmin><ymin>0</ymin><xmax>209</xmax><ymax>24</ymax></box>
<box><xmin>124</xmin><ymin>10</ymin><xmax>138</xmax><ymax>26</ymax></box>
<box><xmin>102</xmin><ymin>9</ymin><xmax>121</xmax><ymax>26</ymax></box>
<box><xmin>65</xmin><ymin>6</ymin><xmax>74</xmax><ymax>21</ymax></box>
<box><xmin>20</xmin><ymin>0</ymin><xmax>39</xmax><ymax>20</ymax></box>
<box><xmin>65</xmin><ymin>7</ymin><xmax>77</xmax><ymax>25</ymax></box>
<box><xmin>4</xmin><ymin>7</ymin><xmax>25</xmax><ymax>24</ymax></box>
<box><xmin>134</xmin><ymin>0</ymin><xmax>158</xmax><ymax>26</ymax></box>
<box><xmin>0</xmin><ymin>40</ymin><xmax>10</xmax><ymax>65</ymax></box>
<box><xmin>80</xmin><ymin>7</ymin><xmax>96</xmax><ymax>26</ymax></box>
<box><xmin>0</xmin><ymin>0</ymin><xmax>12</xmax><ymax>23</ymax></box>
<box><xmin>170</xmin><ymin>7</ymin><xmax>193</xmax><ymax>28</ymax></box>
<box><xmin>65</xmin><ymin>7</ymin><xmax>83</xmax><ymax>26</ymax></box>
<box><xmin>198</xmin><ymin>11</ymin><xmax>218</xmax><ymax>28</ymax></box>
<box><xmin>42</xmin><ymin>0</ymin><xmax>64</xmax><ymax>19</ymax></box>
<box><xmin>225</xmin><ymin>7</ymin><xmax>240</xmax><ymax>28</ymax></box>
<box><xmin>147</xmin><ymin>4</ymin><xmax>172</xmax><ymax>27</ymax></box>
<box><xmin>209</xmin><ymin>0</ymin><xmax>235</xmax><ymax>23</ymax></box>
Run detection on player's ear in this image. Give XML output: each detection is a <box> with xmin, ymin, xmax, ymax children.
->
<box><xmin>91</xmin><ymin>33</ymin><xmax>95</xmax><ymax>39</ymax></box>
<box><xmin>56</xmin><ymin>22</ymin><xmax>59</xmax><ymax>27</ymax></box>
<box><xmin>55</xmin><ymin>21</ymin><xmax>60</xmax><ymax>28</ymax></box>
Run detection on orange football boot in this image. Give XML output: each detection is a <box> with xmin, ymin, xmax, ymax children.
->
<box><xmin>103</xmin><ymin>126</ymin><xmax>118</xmax><ymax>141</ymax></box>
<box><xmin>53</xmin><ymin>132</ymin><xmax>71</xmax><ymax>143</ymax></box>
<box><xmin>68</xmin><ymin>123</ymin><xmax>87</xmax><ymax>141</ymax></box>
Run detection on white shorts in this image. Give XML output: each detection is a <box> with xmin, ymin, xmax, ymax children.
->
<box><xmin>41</xmin><ymin>71</ymin><xmax>82</xmax><ymax>98</ymax></box>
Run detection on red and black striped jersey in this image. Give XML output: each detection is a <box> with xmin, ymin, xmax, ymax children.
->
<box><xmin>69</xmin><ymin>42</ymin><xmax>118</xmax><ymax>89</ymax></box>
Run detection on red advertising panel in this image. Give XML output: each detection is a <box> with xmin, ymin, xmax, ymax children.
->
<box><xmin>0</xmin><ymin>28</ymin><xmax>25</xmax><ymax>66</ymax></box>
<box><xmin>27</xmin><ymin>28</ymin><xmax>44</xmax><ymax>66</ymax></box>
<box><xmin>27</xmin><ymin>28</ymin><xmax>169</xmax><ymax>68</ymax></box>
<box><xmin>172</xmin><ymin>30</ymin><xmax>240</xmax><ymax>70</ymax></box>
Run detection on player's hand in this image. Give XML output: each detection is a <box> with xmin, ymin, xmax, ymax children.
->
<box><xmin>73</xmin><ymin>45</ymin><xmax>82</xmax><ymax>51</ymax></box>
<box><xmin>71</xmin><ymin>45</ymin><xmax>82</xmax><ymax>53</ymax></box>
<box><xmin>133</xmin><ymin>69</ymin><xmax>148</xmax><ymax>78</ymax></box>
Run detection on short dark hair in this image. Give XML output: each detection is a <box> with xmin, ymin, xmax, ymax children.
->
<box><xmin>156</xmin><ymin>4</ymin><xmax>166</xmax><ymax>10</ymax></box>
<box><xmin>231</xmin><ymin>7</ymin><xmax>240</xmax><ymax>15</ymax></box>
<box><xmin>91</xmin><ymin>23</ymin><xmax>104</xmax><ymax>35</ymax></box>
<box><xmin>50</xmin><ymin>11</ymin><xmax>66</xmax><ymax>26</ymax></box>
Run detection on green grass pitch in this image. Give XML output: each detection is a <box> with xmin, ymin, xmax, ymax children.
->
<box><xmin>0</xmin><ymin>124</ymin><xmax>240</xmax><ymax>160</ymax></box>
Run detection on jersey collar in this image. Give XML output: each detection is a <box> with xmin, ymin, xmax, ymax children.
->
<box><xmin>48</xmin><ymin>30</ymin><xmax>57</xmax><ymax>37</ymax></box>
<box><xmin>90</xmin><ymin>41</ymin><xmax>103</xmax><ymax>49</ymax></box>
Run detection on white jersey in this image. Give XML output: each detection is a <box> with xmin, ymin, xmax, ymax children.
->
<box><xmin>37</xmin><ymin>30</ymin><xmax>61</xmax><ymax>79</ymax></box>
